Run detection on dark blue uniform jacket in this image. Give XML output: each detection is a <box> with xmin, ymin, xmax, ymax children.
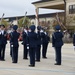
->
<box><xmin>22</xmin><ymin>31</ymin><xmax>29</xmax><ymax>45</ymax></box>
<box><xmin>73</xmin><ymin>34</ymin><xmax>75</xmax><ymax>46</ymax></box>
<box><xmin>41</xmin><ymin>32</ymin><xmax>50</xmax><ymax>44</ymax></box>
<box><xmin>52</xmin><ymin>31</ymin><xmax>63</xmax><ymax>47</ymax></box>
<box><xmin>37</xmin><ymin>31</ymin><xmax>42</xmax><ymax>45</ymax></box>
<box><xmin>28</xmin><ymin>31</ymin><xmax>37</xmax><ymax>48</ymax></box>
<box><xmin>10</xmin><ymin>31</ymin><xmax>20</xmax><ymax>47</ymax></box>
<box><xmin>0</xmin><ymin>31</ymin><xmax>7</xmax><ymax>45</ymax></box>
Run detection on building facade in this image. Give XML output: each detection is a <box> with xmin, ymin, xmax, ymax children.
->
<box><xmin>2</xmin><ymin>12</ymin><xmax>64</xmax><ymax>35</ymax></box>
<box><xmin>32</xmin><ymin>0</ymin><xmax>75</xmax><ymax>32</ymax></box>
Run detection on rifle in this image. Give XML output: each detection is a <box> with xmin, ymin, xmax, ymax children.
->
<box><xmin>0</xmin><ymin>13</ymin><xmax>5</xmax><ymax>25</ymax></box>
<box><xmin>22</xmin><ymin>12</ymin><xmax>27</xmax><ymax>27</ymax></box>
<box><xmin>56</xmin><ymin>13</ymin><xmax>67</xmax><ymax>30</ymax></box>
<box><xmin>16</xmin><ymin>17</ymin><xmax>19</xmax><ymax>25</ymax></box>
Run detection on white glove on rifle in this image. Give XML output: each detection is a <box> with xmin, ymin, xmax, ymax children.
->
<box><xmin>63</xmin><ymin>30</ymin><xmax>67</xmax><ymax>33</ymax></box>
<box><xmin>40</xmin><ymin>30</ymin><xmax>44</xmax><ymax>33</ymax></box>
<box><xmin>24</xmin><ymin>29</ymin><xmax>27</xmax><ymax>34</ymax></box>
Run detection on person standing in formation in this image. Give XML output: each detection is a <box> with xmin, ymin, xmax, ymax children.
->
<box><xmin>41</xmin><ymin>27</ymin><xmax>50</xmax><ymax>59</ymax></box>
<box><xmin>22</xmin><ymin>26</ymin><xmax>29</xmax><ymax>60</ymax></box>
<box><xmin>73</xmin><ymin>33</ymin><xmax>75</xmax><ymax>50</ymax></box>
<box><xmin>10</xmin><ymin>25</ymin><xmax>20</xmax><ymax>63</ymax></box>
<box><xmin>35</xmin><ymin>26</ymin><xmax>42</xmax><ymax>62</ymax></box>
<box><xmin>52</xmin><ymin>25</ymin><xmax>64</xmax><ymax>65</ymax></box>
<box><xmin>0</xmin><ymin>24</ymin><xmax>7</xmax><ymax>61</ymax></box>
<box><xmin>28</xmin><ymin>25</ymin><xmax>37</xmax><ymax>67</ymax></box>
<box><xmin>9</xmin><ymin>28</ymin><xmax>13</xmax><ymax>57</ymax></box>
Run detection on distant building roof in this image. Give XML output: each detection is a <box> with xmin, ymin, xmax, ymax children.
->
<box><xmin>32</xmin><ymin>0</ymin><xmax>54</xmax><ymax>4</ymax></box>
<box><xmin>1</xmin><ymin>12</ymin><xmax>64</xmax><ymax>22</ymax></box>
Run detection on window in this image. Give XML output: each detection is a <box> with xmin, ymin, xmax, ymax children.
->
<box><xmin>69</xmin><ymin>5</ymin><xmax>75</xmax><ymax>14</ymax></box>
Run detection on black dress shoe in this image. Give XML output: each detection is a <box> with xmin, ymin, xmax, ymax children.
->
<box><xmin>54</xmin><ymin>63</ymin><xmax>61</xmax><ymax>65</ymax></box>
<box><xmin>23</xmin><ymin>58</ymin><xmax>28</xmax><ymax>60</ymax></box>
<box><xmin>29</xmin><ymin>65</ymin><xmax>35</xmax><ymax>67</ymax></box>
<box><xmin>35</xmin><ymin>60</ymin><xmax>40</xmax><ymax>62</ymax></box>
<box><xmin>12</xmin><ymin>62</ymin><xmax>17</xmax><ymax>63</ymax></box>
<box><xmin>1</xmin><ymin>59</ymin><xmax>5</xmax><ymax>61</ymax></box>
<box><xmin>42</xmin><ymin>57</ymin><xmax>47</xmax><ymax>59</ymax></box>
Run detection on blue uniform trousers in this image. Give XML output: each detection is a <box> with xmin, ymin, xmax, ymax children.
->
<box><xmin>0</xmin><ymin>44</ymin><xmax>6</xmax><ymax>60</ymax></box>
<box><xmin>29</xmin><ymin>47</ymin><xmax>36</xmax><ymax>66</ymax></box>
<box><xmin>42</xmin><ymin>43</ymin><xmax>48</xmax><ymax>58</ymax></box>
<box><xmin>36</xmin><ymin>45</ymin><xmax>41</xmax><ymax>61</ymax></box>
<box><xmin>12</xmin><ymin>46</ymin><xmax>18</xmax><ymax>63</ymax></box>
<box><xmin>0</xmin><ymin>46</ymin><xmax>1</xmax><ymax>59</ymax></box>
<box><xmin>23</xmin><ymin>44</ymin><xmax>28</xmax><ymax>59</ymax></box>
<box><xmin>10</xmin><ymin>44</ymin><xmax>13</xmax><ymax>57</ymax></box>
<box><xmin>55</xmin><ymin>47</ymin><xmax>61</xmax><ymax>64</ymax></box>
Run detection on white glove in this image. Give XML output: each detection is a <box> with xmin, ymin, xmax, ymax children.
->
<box><xmin>44</xmin><ymin>32</ymin><xmax>47</xmax><ymax>35</ymax></box>
<box><xmin>11</xmin><ymin>45</ymin><xmax>13</xmax><ymax>47</ymax></box>
<box><xmin>24</xmin><ymin>29</ymin><xmax>27</xmax><ymax>34</ymax></box>
<box><xmin>27</xmin><ymin>46</ymin><xmax>29</xmax><ymax>49</ymax></box>
<box><xmin>0</xmin><ymin>32</ymin><xmax>1</xmax><ymax>35</ymax></box>
<box><xmin>28</xmin><ymin>29</ymin><xmax>31</xmax><ymax>32</ymax></box>
<box><xmin>63</xmin><ymin>30</ymin><xmax>67</xmax><ymax>33</ymax></box>
<box><xmin>40</xmin><ymin>30</ymin><xmax>44</xmax><ymax>33</ymax></box>
<box><xmin>59</xmin><ymin>30</ymin><xmax>61</xmax><ymax>32</ymax></box>
<box><xmin>27</xmin><ymin>44</ymin><xmax>29</xmax><ymax>49</ymax></box>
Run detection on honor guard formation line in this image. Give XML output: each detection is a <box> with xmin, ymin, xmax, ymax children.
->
<box><xmin>0</xmin><ymin>12</ymin><xmax>74</xmax><ymax>69</ymax></box>
<box><xmin>0</xmin><ymin>12</ymin><xmax>75</xmax><ymax>69</ymax></box>
<box><xmin>0</xmin><ymin>24</ymin><xmax>50</xmax><ymax>67</ymax></box>
<box><xmin>0</xmin><ymin>19</ymin><xmax>75</xmax><ymax>75</ymax></box>
<box><xmin>0</xmin><ymin>23</ymin><xmax>75</xmax><ymax>67</ymax></box>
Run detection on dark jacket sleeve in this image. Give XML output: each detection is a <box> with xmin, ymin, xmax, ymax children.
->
<box><xmin>52</xmin><ymin>33</ymin><xmax>55</xmax><ymax>47</ymax></box>
<box><xmin>73</xmin><ymin>34</ymin><xmax>75</xmax><ymax>46</ymax></box>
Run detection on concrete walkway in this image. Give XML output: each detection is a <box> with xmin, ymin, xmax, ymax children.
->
<box><xmin>0</xmin><ymin>42</ymin><xmax>75</xmax><ymax>75</ymax></box>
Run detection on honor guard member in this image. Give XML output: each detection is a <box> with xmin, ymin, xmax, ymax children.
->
<box><xmin>9</xmin><ymin>28</ymin><xmax>13</xmax><ymax>57</ymax></box>
<box><xmin>22</xmin><ymin>26</ymin><xmax>29</xmax><ymax>59</ymax></box>
<box><xmin>35</xmin><ymin>26</ymin><xmax>42</xmax><ymax>62</ymax></box>
<box><xmin>52</xmin><ymin>25</ymin><xmax>64</xmax><ymax>65</ymax></box>
<box><xmin>73</xmin><ymin>33</ymin><xmax>75</xmax><ymax>50</ymax></box>
<box><xmin>11</xmin><ymin>25</ymin><xmax>20</xmax><ymax>63</ymax></box>
<box><xmin>0</xmin><ymin>25</ymin><xmax>1</xmax><ymax>60</ymax></box>
<box><xmin>0</xmin><ymin>24</ymin><xmax>7</xmax><ymax>61</ymax></box>
<box><xmin>28</xmin><ymin>25</ymin><xmax>37</xmax><ymax>67</ymax></box>
<box><xmin>41</xmin><ymin>28</ymin><xmax>50</xmax><ymax>59</ymax></box>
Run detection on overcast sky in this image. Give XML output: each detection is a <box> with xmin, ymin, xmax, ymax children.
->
<box><xmin>0</xmin><ymin>0</ymin><xmax>64</xmax><ymax>18</ymax></box>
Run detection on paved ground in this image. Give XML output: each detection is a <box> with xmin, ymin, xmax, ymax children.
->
<box><xmin>0</xmin><ymin>42</ymin><xmax>75</xmax><ymax>75</ymax></box>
